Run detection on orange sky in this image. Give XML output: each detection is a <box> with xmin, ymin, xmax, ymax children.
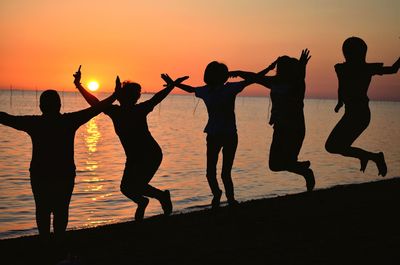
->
<box><xmin>0</xmin><ymin>0</ymin><xmax>399</xmax><ymax>100</ymax></box>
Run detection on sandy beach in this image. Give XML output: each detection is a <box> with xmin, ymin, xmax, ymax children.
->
<box><xmin>1</xmin><ymin>177</ymin><xmax>399</xmax><ymax>265</ymax></box>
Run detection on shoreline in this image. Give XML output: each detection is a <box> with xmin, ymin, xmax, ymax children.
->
<box><xmin>1</xmin><ymin>177</ymin><xmax>399</xmax><ymax>264</ymax></box>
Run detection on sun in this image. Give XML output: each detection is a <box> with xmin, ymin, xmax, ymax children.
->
<box><xmin>88</xmin><ymin>81</ymin><xmax>99</xmax><ymax>91</ymax></box>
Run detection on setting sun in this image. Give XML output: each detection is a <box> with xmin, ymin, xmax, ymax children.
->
<box><xmin>88</xmin><ymin>81</ymin><xmax>99</xmax><ymax>91</ymax></box>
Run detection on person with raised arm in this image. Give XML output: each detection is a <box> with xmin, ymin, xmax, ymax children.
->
<box><xmin>325</xmin><ymin>37</ymin><xmax>400</xmax><ymax>177</ymax></box>
<box><xmin>162</xmin><ymin>61</ymin><xmax>257</xmax><ymax>209</ymax></box>
<box><xmin>229</xmin><ymin>49</ymin><xmax>315</xmax><ymax>192</ymax></box>
<box><xmin>74</xmin><ymin>66</ymin><xmax>188</xmax><ymax>220</ymax></box>
<box><xmin>0</xmin><ymin>76</ymin><xmax>117</xmax><ymax>238</ymax></box>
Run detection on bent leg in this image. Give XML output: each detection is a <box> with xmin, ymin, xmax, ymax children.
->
<box><xmin>120</xmin><ymin>180</ymin><xmax>146</xmax><ymax>204</ymax></box>
<box><xmin>120</xmin><ymin>181</ymin><xmax>149</xmax><ymax>221</ymax></box>
<box><xmin>141</xmin><ymin>150</ymin><xmax>164</xmax><ymax>200</ymax></box>
<box><xmin>325</xmin><ymin>110</ymin><xmax>373</xmax><ymax>159</ymax></box>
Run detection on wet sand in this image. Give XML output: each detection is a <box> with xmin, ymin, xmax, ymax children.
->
<box><xmin>1</xmin><ymin>178</ymin><xmax>399</xmax><ymax>265</ymax></box>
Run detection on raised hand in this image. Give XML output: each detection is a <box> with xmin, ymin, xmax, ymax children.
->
<box><xmin>299</xmin><ymin>49</ymin><xmax>311</xmax><ymax>65</ymax></box>
<box><xmin>114</xmin><ymin>75</ymin><xmax>122</xmax><ymax>97</ymax></box>
<box><xmin>161</xmin><ymin>73</ymin><xmax>174</xmax><ymax>86</ymax></box>
<box><xmin>73</xmin><ymin>65</ymin><xmax>82</xmax><ymax>86</ymax></box>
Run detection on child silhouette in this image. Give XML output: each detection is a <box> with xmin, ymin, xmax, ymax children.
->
<box><xmin>74</xmin><ymin>66</ymin><xmax>187</xmax><ymax>220</ymax></box>
<box><xmin>325</xmin><ymin>37</ymin><xmax>400</xmax><ymax>176</ymax></box>
<box><xmin>163</xmin><ymin>61</ymin><xmax>258</xmax><ymax>209</ymax></box>
<box><xmin>229</xmin><ymin>49</ymin><xmax>315</xmax><ymax>192</ymax></box>
<box><xmin>0</xmin><ymin>86</ymin><xmax>116</xmax><ymax>237</ymax></box>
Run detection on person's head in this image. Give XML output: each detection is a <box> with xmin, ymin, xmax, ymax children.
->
<box><xmin>342</xmin><ymin>37</ymin><xmax>367</xmax><ymax>63</ymax></box>
<box><xmin>204</xmin><ymin>61</ymin><xmax>229</xmax><ymax>86</ymax></box>
<box><xmin>117</xmin><ymin>81</ymin><xmax>141</xmax><ymax>106</ymax></box>
<box><xmin>40</xmin><ymin>90</ymin><xmax>61</xmax><ymax>115</ymax></box>
<box><xmin>276</xmin><ymin>56</ymin><xmax>300</xmax><ymax>79</ymax></box>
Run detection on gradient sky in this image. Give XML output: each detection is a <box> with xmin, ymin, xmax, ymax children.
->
<box><xmin>0</xmin><ymin>0</ymin><xmax>399</xmax><ymax>99</ymax></box>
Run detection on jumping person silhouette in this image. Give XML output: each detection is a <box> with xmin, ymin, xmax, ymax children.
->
<box><xmin>229</xmin><ymin>49</ymin><xmax>315</xmax><ymax>192</ymax></box>
<box><xmin>0</xmin><ymin>86</ymin><xmax>117</xmax><ymax>237</ymax></box>
<box><xmin>74</xmin><ymin>66</ymin><xmax>187</xmax><ymax>220</ymax></box>
<box><xmin>325</xmin><ymin>37</ymin><xmax>400</xmax><ymax>177</ymax></box>
<box><xmin>162</xmin><ymin>61</ymin><xmax>257</xmax><ymax>209</ymax></box>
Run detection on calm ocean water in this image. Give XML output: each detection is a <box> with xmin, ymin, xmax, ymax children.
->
<box><xmin>1</xmin><ymin>90</ymin><xmax>399</xmax><ymax>239</ymax></box>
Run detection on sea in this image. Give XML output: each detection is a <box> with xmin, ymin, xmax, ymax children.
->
<box><xmin>1</xmin><ymin>90</ymin><xmax>399</xmax><ymax>239</ymax></box>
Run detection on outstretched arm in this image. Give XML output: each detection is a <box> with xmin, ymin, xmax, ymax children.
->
<box><xmin>175</xmin><ymin>83</ymin><xmax>196</xmax><ymax>93</ymax></box>
<box><xmin>73</xmin><ymin>65</ymin><xmax>100</xmax><ymax>106</ymax></box>
<box><xmin>257</xmin><ymin>60</ymin><xmax>278</xmax><ymax>76</ymax></box>
<box><xmin>72</xmin><ymin>91</ymin><xmax>117</xmax><ymax>126</ymax></box>
<box><xmin>147</xmin><ymin>74</ymin><xmax>189</xmax><ymax>107</ymax></box>
<box><xmin>229</xmin><ymin>71</ymin><xmax>260</xmax><ymax>84</ymax></box>
<box><xmin>0</xmin><ymin>111</ymin><xmax>16</xmax><ymax>127</ymax></box>
<box><xmin>0</xmin><ymin>111</ymin><xmax>32</xmax><ymax>131</ymax></box>
<box><xmin>381</xmin><ymin>57</ymin><xmax>400</xmax><ymax>74</ymax></box>
<box><xmin>161</xmin><ymin>73</ymin><xmax>195</xmax><ymax>93</ymax></box>
<box><xmin>229</xmin><ymin>60</ymin><xmax>277</xmax><ymax>88</ymax></box>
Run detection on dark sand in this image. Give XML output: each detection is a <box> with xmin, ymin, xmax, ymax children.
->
<box><xmin>1</xmin><ymin>178</ymin><xmax>399</xmax><ymax>265</ymax></box>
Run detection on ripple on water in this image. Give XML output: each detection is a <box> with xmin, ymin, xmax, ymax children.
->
<box><xmin>1</xmin><ymin>95</ymin><xmax>400</xmax><ymax>239</ymax></box>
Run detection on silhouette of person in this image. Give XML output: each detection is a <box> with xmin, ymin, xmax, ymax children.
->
<box><xmin>162</xmin><ymin>61</ymin><xmax>257</xmax><ymax>209</ymax></box>
<box><xmin>229</xmin><ymin>49</ymin><xmax>315</xmax><ymax>192</ymax></box>
<box><xmin>0</xmin><ymin>88</ymin><xmax>117</xmax><ymax>238</ymax></box>
<box><xmin>74</xmin><ymin>67</ymin><xmax>188</xmax><ymax>220</ymax></box>
<box><xmin>325</xmin><ymin>37</ymin><xmax>400</xmax><ymax>176</ymax></box>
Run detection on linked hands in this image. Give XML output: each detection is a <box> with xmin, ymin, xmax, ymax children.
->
<box><xmin>228</xmin><ymin>71</ymin><xmax>241</xmax><ymax>78</ymax></box>
<box><xmin>229</xmin><ymin>59</ymin><xmax>278</xmax><ymax>79</ymax></box>
<box><xmin>267</xmin><ymin>60</ymin><xmax>278</xmax><ymax>71</ymax></box>
<box><xmin>161</xmin><ymin>74</ymin><xmax>189</xmax><ymax>87</ymax></box>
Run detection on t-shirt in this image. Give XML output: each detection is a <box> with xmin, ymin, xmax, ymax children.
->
<box><xmin>195</xmin><ymin>81</ymin><xmax>247</xmax><ymax>135</ymax></box>
<box><xmin>0</xmin><ymin>110</ymin><xmax>97</xmax><ymax>177</ymax></box>
<box><xmin>105</xmin><ymin>100</ymin><xmax>159</xmax><ymax>159</ymax></box>
<box><xmin>335</xmin><ymin>62</ymin><xmax>384</xmax><ymax>105</ymax></box>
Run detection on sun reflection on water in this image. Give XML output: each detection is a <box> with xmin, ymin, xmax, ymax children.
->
<box><xmin>84</xmin><ymin>117</ymin><xmax>105</xmax><ymax>202</ymax></box>
<box><xmin>85</xmin><ymin>118</ymin><xmax>101</xmax><ymax>153</ymax></box>
<box><xmin>84</xmin><ymin>117</ymin><xmax>101</xmax><ymax>173</ymax></box>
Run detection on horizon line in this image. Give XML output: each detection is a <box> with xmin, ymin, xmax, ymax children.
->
<box><xmin>1</xmin><ymin>87</ymin><xmax>400</xmax><ymax>102</ymax></box>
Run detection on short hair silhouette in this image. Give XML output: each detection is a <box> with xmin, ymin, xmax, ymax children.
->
<box><xmin>204</xmin><ymin>61</ymin><xmax>229</xmax><ymax>86</ymax></box>
<box><xmin>342</xmin><ymin>37</ymin><xmax>367</xmax><ymax>63</ymax></box>
<box><xmin>118</xmin><ymin>81</ymin><xmax>141</xmax><ymax>105</ymax></box>
<box><xmin>39</xmin><ymin>89</ymin><xmax>61</xmax><ymax>114</ymax></box>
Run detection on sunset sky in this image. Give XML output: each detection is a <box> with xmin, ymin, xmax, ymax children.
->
<box><xmin>0</xmin><ymin>0</ymin><xmax>399</xmax><ymax>100</ymax></box>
